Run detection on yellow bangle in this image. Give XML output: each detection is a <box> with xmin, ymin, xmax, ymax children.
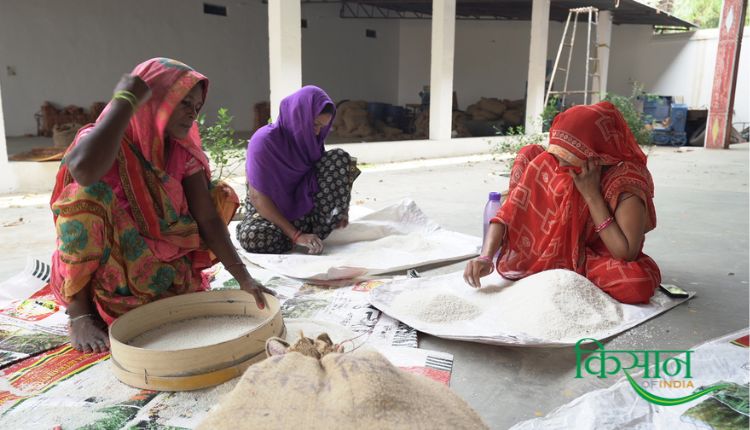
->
<box><xmin>113</xmin><ymin>90</ymin><xmax>137</xmax><ymax>111</ymax></box>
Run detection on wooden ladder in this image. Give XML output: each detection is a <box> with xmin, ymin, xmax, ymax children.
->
<box><xmin>545</xmin><ymin>7</ymin><xmax>601</xmax><ymax>107</ymax></box>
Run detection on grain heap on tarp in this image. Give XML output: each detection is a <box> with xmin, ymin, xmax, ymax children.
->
<box><xmin>388</xmin><ymin>269</ymin><xmax>624</xmax><ymax>341</ymax></box>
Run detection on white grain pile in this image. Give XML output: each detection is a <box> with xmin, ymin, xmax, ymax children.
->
<box><xmin>391</xmin><ymin>269</ymin><xmax>624</xmax><ymax>341</ymax></box>
<box><xmin>128</xmin><ymin>315</ymin><xmax>263</xmax><ymax>350</ymax></box>
<box><xmin>417</xmin><ymin>294</ymin><xmax>482</xmax><ymax>323</ymax></box>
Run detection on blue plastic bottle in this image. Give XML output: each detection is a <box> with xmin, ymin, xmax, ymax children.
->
<box><xmin>483</xmin><ymin>192</ymin><xmax>502</xmax><ymax>245</ymax></box>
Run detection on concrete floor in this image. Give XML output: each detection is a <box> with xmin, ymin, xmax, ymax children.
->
<box><xmin>0</xmin><ymin>144</ymin><xmax>747</xmax><ymax>429</ymax></box>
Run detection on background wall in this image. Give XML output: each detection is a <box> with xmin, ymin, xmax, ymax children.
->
<box><xmin>302</xmin><ymin>3</ymin><xmax>400</xmax><ymax>107</ymax></box>
<box><xmin>395</xmin><ymin>20</ymin><xmax>749</xmax><ymax>124</ymax></box>
<box><xmin>0</xmin><ymin>0</ymin><xmax>269</xmax><ymax>136</ymax></box>
<box><xmin>1</xmin><ymin>1</ymin><xmax>748</xmax><ymax>136</ymax></box>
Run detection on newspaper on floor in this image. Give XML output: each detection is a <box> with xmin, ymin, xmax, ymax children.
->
<box><xmin>230</xmin><ymin>199</ymin><xmax>481</xmax><ymax>280</ymax></box>
<box><xmin>0</xmin><ymin>259</ymin><xmax>69</xmax><ymax>367</ymax></box>
<box><xmin>510</xmin><ymin>329</ymin><xmax>750</xmax><ymax>429</ymax></box>
<box><xmin>369</xmin><ymin>270</ymin><xmax>694</xmax><ymax>347</ymax></box>
<box><xmin>279</xmin><ymin>279</ymin><xmax>418</xmax><ymax>349</ymax></box>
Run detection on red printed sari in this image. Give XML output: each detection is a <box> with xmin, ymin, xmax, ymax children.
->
<box><xmin>495</xmin><ymin>102</ymin><xmax>661</xmax><ymax>304</ymax></box>
<box><xmin>50</xmin><ymin>58</ymin><xmax>239</xmax><ymax>323</ymax></box>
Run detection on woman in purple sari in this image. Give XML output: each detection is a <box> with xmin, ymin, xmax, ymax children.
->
<box><xmin>237</xmin><ymin>86</ymin><xmax>360</xmax><ymax>254</ymax></box>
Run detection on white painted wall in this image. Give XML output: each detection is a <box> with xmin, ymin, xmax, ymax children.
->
<box><xmin>0</xmin><ymin>1</ymin><xmax>402</xmax><ymax>136</ymax></box>
<box><xmin>609</xmin><ymin>26</ymin><xmax>750</xmax><ymax>126</ymax></box>
<box><xmin>2</xmin><ymin>2</ymin><xmax>747</xmax><ymax>137</ymax></box>
<box><xmin>301</xmin><ymin>3</ymin><xmax>400</xmax><ymax>105</ymax></box>
<box><xmin>397</xmin><ymin>20</ymin><xmax>749</xmax><ymax>125</ymax></box>
<box><xmin>397</xmin><ymin>19</ymin><xmax>597</xmax><ymax>109</ymax></box>
<box><xmin>0</xmin><ymin>0</ymin><xmax>270</xmax><ymax>136</ymax></box>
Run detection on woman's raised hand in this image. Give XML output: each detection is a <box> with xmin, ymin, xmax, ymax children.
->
<box><xmin>297</xmin><ymin>233</ymin><xmax>324</xmax><ymax>255</ymax></box>
<box><xmin>114</xmin><ymin>74</ymin><xmax>152</xmax><ymax>106</ymax></box>
<box><xmin>569</xmin><ymin>157</ymin><xmax>602</xmax><ymax>201</ymax></box>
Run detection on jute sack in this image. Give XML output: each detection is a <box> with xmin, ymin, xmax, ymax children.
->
<box><xmin>502</xmin><ymin>109</ymin><xmax>524</xmax><ymax>126</ymax></box>
<box><xmin>198</xmin><ymin>349</ymin><xmax>487</xmax><ymax>430</ymax></box>
<box><xmin>477</xmin><ymin>97</ymin><xmax>506</xmax><ymax>116</ymax></box>
<box><xmin>52</xmin><ymin>123</ymin><xmax>83</xmax><ymax>148</ymax></box>
<box><xmin>471</xmin><ymin>108</ymin><xmax>500</xmax><ymax>121</ymax></box>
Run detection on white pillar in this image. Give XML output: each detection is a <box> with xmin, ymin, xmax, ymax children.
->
<box><xmin>524</xmin><ymin>0</ymin><xmax>550</xmax><ymax>135</ymax></box>
<box><xmin>428</xmin><ymin>0</ymin><xmax>456</xmax><ymax>141</ymax></box>
<box><xmin>0</xmin><ymin>78</ymin><xmax>7</xmax><ymax>165</ymax></box>
<box><xmin>595</xmin><ymin>10</ymin><xmax>613</xmax><ymax>103</ymax></box>
<box><xmin>0</xmin><ymin>79</ymin><xmax>16</xmax><ymax>195</ymax></box>
<box><xmin>268</xmin><ymin>0</ymin><xmax>302</xmax><ymax>121</ymax></box>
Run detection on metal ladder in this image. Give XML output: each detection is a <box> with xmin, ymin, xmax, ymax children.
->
<box><xmin>544</xmin><ymin>7</ymin><xmax>601</xmax><ymax>107</ymax></box>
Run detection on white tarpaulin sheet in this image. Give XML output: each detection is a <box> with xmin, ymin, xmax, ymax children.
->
<box><xmin>510</xmin><ymin>328</ymin><xmax>750</xmax><ymax>429</ymax></box>
<box><xmin>231</xmin><ymin>199</ymin><xmax>480</xmax><ymax>280</ymax></box>
<box><xmin>369</xmin><ymin>270</ymin><xmax>694</xmax><ymax>347</ymax></box>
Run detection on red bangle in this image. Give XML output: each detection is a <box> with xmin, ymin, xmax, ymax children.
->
<box><xmin>475</xmin><ymin>255</ymin><xmax>493</xmax><ymax>264</ymax></box>
<box><xmin>594</xmin><ymin>216</ymin><xmax>614</xmax><ymax>233</ymax></box>
<box><xmin>292</xmin><ymin>230</ymin><xmax>302</xmax><ymax>244</ymax></box>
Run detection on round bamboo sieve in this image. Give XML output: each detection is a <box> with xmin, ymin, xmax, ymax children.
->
<box><xmin>109</xmin><ymin>290</ymin><xmax>284</xmax><ymax>391</ymax></box>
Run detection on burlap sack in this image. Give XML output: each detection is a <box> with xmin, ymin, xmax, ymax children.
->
<box><xmin>502</xmin><ymin>109</ymin><xmax>524</xmax><ymax>126</ymax></box>
<box><xmin>477</xmin><ymin>97</ymin><xmax>506</xmax><ymax>116</ymax></box>
<box><xmin>505</xmin><ymin>99</ymin><xmax>526</xmax><ymax>110</ymax></box>
<box><xmin>414</xmin><ymin>111</ymin><xmax>429</xmax><ymax>138</ymax></box>
<box><xmin>471</xmin><ymin>108</ymin><xmax>500</xmax><ymax>121</ymax></box>
<box><xmin>466</xmin><ymin>104</ymin><xmax>482</xmax><ymax>116</ymax></box>
<box><xmin>198</xmin><ymin>350</ymin><xmax>487</xmax><ymax>430</ymax></box>
<box><xmin>52</xmin><ymin>123</ymin><xmax>82</xmax><ymax>148</ymax></box>
<box><xmin>452</xmin><ymin>111</ymin><xmax>472</xmax><ymax>137</ymax></box>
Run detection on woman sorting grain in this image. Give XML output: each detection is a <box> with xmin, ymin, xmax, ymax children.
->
<box><xmin>236</xmin><ymin>86</ymin><xmax>360</xmax><ymax>255</ymax></box>
<box><xmin>464</xmin><ymin>101</ymin><xmax>661</xmax><ymax>304</ymax></box>
<box><xmin>50</xmin><ymin>58</ymin><xmax>270</xmax><ymax>353</ymax></box>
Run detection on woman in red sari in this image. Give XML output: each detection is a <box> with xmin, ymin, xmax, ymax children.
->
<box><xmin>50</xmin><ymin>58</ymin><xmax>269</xmax><ymax>353</ymax></box>
<box><xmin>464</xmin><ymin>101</ymin><xmax>661</xmax><ymax>304</ymax></box>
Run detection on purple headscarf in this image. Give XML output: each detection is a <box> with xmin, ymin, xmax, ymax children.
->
<box><xmin>246</xmin><ymin>86</ymin><xmax>335</xmax><ymax>221</ymax></box>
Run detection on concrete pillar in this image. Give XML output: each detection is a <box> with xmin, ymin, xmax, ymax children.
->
<box><xmin>595</xmin><ymin>10</ymin><xmax>613</xmax><ymax>103</ymax></box>
<box><xmin>524</xmin><ymin>0</ymin><xmax>550</xmax><ymax>135</ymax></box>
<box><xmin>428</xmin><ymin>0</ymin><xmax>456</xmax><ymax>141</ymax></box>
<box><xmin>0</xmin><ymin>79</ymin><xmax>16</xmax><ymax>195</ymax></box>
<box><xmin>0</xmin><ymin>79</ymin><xmax>7</xmax><ymax>166</ymax></box>
<box><xmin>268</xmin><ymin>0</ymin><xmax>302</xmax><ymax>121</ymax></box>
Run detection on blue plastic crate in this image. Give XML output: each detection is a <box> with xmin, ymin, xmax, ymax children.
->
<box><xmin>642</xmin><ymin>96</ymin><xmax>672</xmax><ymax>122</ymax></box>
<box><xmin>670</xmin><ymin>131</ymin><xmax>687</xmax><ymax>146</ymax></box>
<box><xmin>652</xmin><ymin>129</ymin><xmax>672</xmax><ymax>145</ymax></box>
<box><xmin>670</xmin><ymin>103</ymin><xmax>688</xmax><ymax>133</ymax></box>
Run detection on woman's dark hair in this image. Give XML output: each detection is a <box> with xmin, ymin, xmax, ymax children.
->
<box><xmin>320</xmin><ymin>104</ymin><xmax>334</xmax><ymax>115</ymax></box>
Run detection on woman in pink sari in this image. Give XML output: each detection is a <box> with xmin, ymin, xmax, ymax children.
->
<box><xmin>51</xmin><ymin>58</ymin><xmax>269</xmax><ymax>353</ymax></box>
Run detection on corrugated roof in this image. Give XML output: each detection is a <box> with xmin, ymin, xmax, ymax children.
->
<box><xmin>337</xmin><ymin>0</ymin><xmax>696</xmax><ymax>28</ymax></box>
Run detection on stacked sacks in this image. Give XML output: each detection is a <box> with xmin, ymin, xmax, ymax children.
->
<box><xmin>466</xmin><ymin>97</ymin><xmax>525</xmax><ymax>128</ymax></box>
<box><xmin>332</xmin><ymin>101</ymin><xmax>409</xmax><ymax>140</ymax></box>
<box><xmin>39</xmin><ymin>102</ymin><xmax>106</xmax><ymax>137</ymax></box>
<box><xmin>413</xmin><ymin>110</ymin><xmax>472</xmax><ymax>138</ymax></box>
<box><xmin>453</xmin><ymin>111</ymin><xmax>471</xmax><ymax>137</ymax></box>
<box><xmin>332</xmin><ymin>100</ymin><xmax>375</xmax><ymax>138</ymax></box>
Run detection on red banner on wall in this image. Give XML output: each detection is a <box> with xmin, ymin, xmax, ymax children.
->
<box><xmin>705</xmin><ymin>0</ymin><xmax>748</xmax><ymax>148</ymax></box>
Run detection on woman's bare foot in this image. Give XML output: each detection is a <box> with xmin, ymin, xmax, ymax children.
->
<box><xmin>336</xmin><ymin>214</ymin><xmax>349</xmax><ymax>229</ymax></box>
<box><xmin>70</xmin><ymin>315</ymin><xmax>110</xmax><ymax>353</ymax></box>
